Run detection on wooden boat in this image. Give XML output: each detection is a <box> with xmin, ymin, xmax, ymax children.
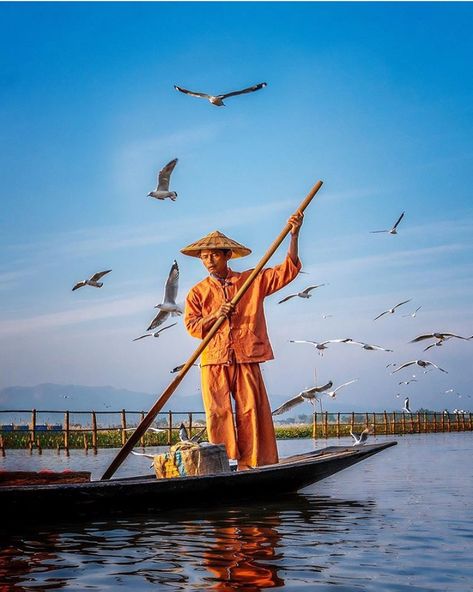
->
<box><xmin>0</xmin><ymin>441</ymin><xmax>396</xmax><ymax>524</ymax></box>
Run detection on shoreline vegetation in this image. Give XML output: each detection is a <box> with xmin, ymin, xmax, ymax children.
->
<box><xmin>0</xmin><ymin>410</ymin><xmax>472</xmax><ymax>453</ymax></box>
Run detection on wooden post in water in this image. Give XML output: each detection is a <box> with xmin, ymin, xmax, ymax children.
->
<box><xmin>30</xmin><ymin>409</ymin><xmax>37</xmax><ymax>448</ymax></box>
<box><xmin>351</xmin><ymin>412</ymin><xmax>355</xmax><ymax>435</ymax></box>
<box><xmin>312</xmin><ymin>412</ymin><xmax>317</xmax><ymax>440</ymax></box>
<box><xmin>188</xmin><ymin>412</ymin><xmax>193</xmax><ymax>439</ymax></box>
<box><xmin>64</xmin><ymin>411</ymin><xmax>70</xmax><ymax>456</ymax></box>
<box><xmin>324</xmin><ymin>412</ymin><xmax>329</xmax><ymax>439</ymax></box>
<box><xmin>401</xmin><ymin>412</ymin><xmax>406</xmax><ymax>434</ymax></box>
<box><xmin>91</xmin><ymin>411</ymin><xmax>98</xmax><ymax>454</ymax></box>
<box><xmin>383</xmin><ymin>411</ymin><xmax>388</xmax><ymax>435</ymax></box>
<box><xmin>455</xmin><ymin>413</ymin><xmax>460</xmax><ymax>432</ymax></box>
<box><xmin>0</xmin><ymin>435</ymin><xmax>5</xmax><ymax>457</ymax></box>
<box><xmin>433</xmin><ymin>412</ymin><xmax>437</xmax><ymax>433</ymax></box>
<box><xmin>168</xmin><ymin>411</ymin><xmax>173</xmax><ymax>446</ymax></box>
<box><xmin>336</xmin><ymin>413</ymin><xmax>340</xmax><ymax>438</ymax></box>
<box><xmin>441</xmin><ymin>412</ymin><xmax>445</xmax><ymax>432</ymax></box>
<box><xmin>140</xmin><ymin>412</ymin><xmax>145</xmax><ymax>448</ymax></box>
<box><xmin>83</xmin><ymin>433</ymin><xmax>88</xmax><ymax>453</ymax></box>
<box><xmin>121</xmin><ymin>409</ymin><xmax>127</xmax><ymax>446</ymax></box>
<box><xmin>469</xmin><ymin>413</ymin><xmax>473</xmax><ymax>431</ymax></box>
<box><xmin>372</xmin><ymin>413</ymin><xmax>377</xmax><ymax>436</ymax></box>
<box><xmin>447</xmin><ymin>413</ymin><xmax>451</xmax><ymax>432</ymax></box>
<box><xmin>36</xmin><ymin>437</ymin><xmax>42</xmax><ymax>455</ymax></box>
<box><xmin>392</xmin><ymin>412</ymin><xmax>396</xmax><ymax>434</ymax></box>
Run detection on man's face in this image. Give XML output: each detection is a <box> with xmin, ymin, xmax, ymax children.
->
<box><xmin>200</xmin><ymin>249</ymin><xmax>232</xmax><ymax>276</ymax></box>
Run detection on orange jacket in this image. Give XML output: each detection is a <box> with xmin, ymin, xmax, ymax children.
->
<box><xmin>185</xmin><ymin>255</ymin><xmax>302</xmax><ymax>366</ymax></box>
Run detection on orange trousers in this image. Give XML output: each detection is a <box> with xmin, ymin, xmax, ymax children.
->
<box><xmin>201</xmin><ymin>361</ymin><xmax>279</xmax><ymax>469</ymax></box>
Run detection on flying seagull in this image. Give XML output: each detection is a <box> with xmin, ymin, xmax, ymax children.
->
<box><xmin>178</xmin><ymin>423</ymin><xmax>207</xmax><ymax>443</ymax></box>
<box><xmin>370</xmin><ymin>212</ymin><xmax>405</xmax><ymax>234</ymax></box>
<box><xmin>350</xmin><ymin>426</ymin><xmax>371</xmax><ymax>446</ymax></box>
<box><xmin>374</xmin><ymin>299</ymin><xmax>411</xmax><ymax>321</ymax></box>
<box><xmin>410</xmin><ymin>332</ymin><xmax>471</xmax><ymax>344</ymax></box>
<box><xmin>133</xmin><ymin>323</ymin><xmax>177</xmax><ymax>342</ymax></box>
<box><xmin>398</xmin><ymin>379</ymin><xmax>418</xmax><ymax>385</ymax></box>
<box><xmin>278</xmin><ymin>284</ymin><xmax>326</xmax><ymax>304</ymax></box>
<box><xmin>72</xmin><ymin>269</ymin><xmax>112</xmax><ymax>291</ymax></box>
<box><xmin>391</xmin><ymin>360</ymin><xmax>448</xmax><ymax>374</ymax></box>
<box><xmin>403</xmin><ymin>306</ymin><xmax>422</xmax><ymax>318</ymax></box>
<box><xmin>324</xmin><ymin>379</ymin><xmax>358</xmax><ymax>399</ymax></box>
<box><xmin>343</xmin><ymin>339</ymin><xmax>393</xmax><ymax>352</ymax></box>
<box><xmin>289</xmin><ymin>339</ymin><xmax>349</xmax><ymax>356</ymax></box>
<box><xmin>148</xmin><ymin>158</ymin><xmax>178</xmax><ymax>201</ymax></box>
<box><xmin>272</xmin><ymin>382</ymin><xmax>334</xmax><ymax>415</ymax></box>
<box><xmin>174</xmin><ymin>82</ymin><xmax>267</xmax><ymax>107</ymax></box>
<box><xmin>423</xmin><ymin>340</ymin><xmax>447</xmax><ymax>352</ymax></box>
<box><xmin>147</xmin><ymin>260</ymin><xmax>182</xmax><ymax>331</ymax></box>
<box><xmin>402</xmin><ymin>397</ymin><xmax>412</xmax><ymax>414</ymax></box>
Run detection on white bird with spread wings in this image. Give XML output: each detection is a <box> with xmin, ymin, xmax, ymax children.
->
<box><xmin>272</xmin><ymin>381</ymin><xmax>334</xmax><ymax>416</ymax></box>
<box><xmin>374</xmin><ymin>299</ymin><xmax>411</xmax><ymax>321</ymax></box>
<box><xmin>174</xmin><ymin>82</ymin><xmax>267</xmax><ymax>107</ymax></box>
<box><xmin>133</xmin><ymin>323</ymin><xmax>177</xmax><ymax>342</ymax></box>
<box><xmin>148</xmin><ymin>158</ymin><xmax>178</xmax><ymax>201</ymax></box>
<box><xmin>370</xmin><ymin>211</ymin><xmax>405</xmax><ymax>234</ymax></box>
<box><xmin>289</xmin><ymin>338</ymin><xmax>349</xmax><ymax>356</ymax></box>
<box><xmin>72</xmin><ymin>269</ymin><xmax>112</xmax><ymax>291</ymax></box>
<box><xmin>391</xmin><ymin>360</ymin><xmax>448</xmax><ymax>374</ymax></box>
<box><xmin>278</xmin><ymin>284</ymin><xmax>326</xmax><ymax>304</ymax></box>
<box><xmin>147</xmin><ymin>260</ymin><xmax>182</xmax><ymax>331</ymax></box>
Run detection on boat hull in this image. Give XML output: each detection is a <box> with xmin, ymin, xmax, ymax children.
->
<box><xmin>0</xmin><ymin>442</ymin><xmax>396</xmax><ymax>524</ymax></box>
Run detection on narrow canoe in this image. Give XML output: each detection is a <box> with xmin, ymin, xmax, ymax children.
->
<box><xmin>0</xmin><ymin>441</ymin><xmax>396</xmax><ymax>524</ymax></box>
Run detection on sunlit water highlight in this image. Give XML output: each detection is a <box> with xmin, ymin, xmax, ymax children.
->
<box><xmin>1</xmin><ymin>433</ymin><xmax>472</xmax><ymax>590</ymax></box>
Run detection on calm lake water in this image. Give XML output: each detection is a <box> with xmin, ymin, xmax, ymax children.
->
<box><xmin>1</xmin><ymin>433</ymin><xmax>472</xmax><ymax>591</ymax></box>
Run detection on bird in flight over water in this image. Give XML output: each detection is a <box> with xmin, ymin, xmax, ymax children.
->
<box><xmin>403</xmin><ymin>397</ymin><xmax>412</xmax><ymax>414</ymax></box>
<box><xmin>272</xmin><ymin>382</ymin><xmax>334</xmax><ymax>415</ymax></box>
<box><xmin>72</xmin><ymin>269</ymin><xmax>112</xmax><ymax>291</ymax></box>
<box><xmin>370</xmin><ymin>212</ymin><xmax>405</xmax><ymax>235</ymax></box>
<box><xmin>148</xmin><ymin>158</ymin><xmax>178</xmax><ymax>201</ymax></box>
<box><xmin>174</xmin><ymin>82</ymin><xmax>267</xmax><ymax>106</ymax></box>
<box><xmin>350</xmin><ymin>425</ymin><xmax>371</xmax><ymax>445</ymax></box>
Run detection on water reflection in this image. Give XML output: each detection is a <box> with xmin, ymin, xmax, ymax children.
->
<box><xmin>0</xmin><ymin>493</ymin><xmax>374</xmax><ymax>590</ymax></box>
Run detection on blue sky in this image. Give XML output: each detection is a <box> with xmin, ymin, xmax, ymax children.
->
<box><xmin>1</xmin><ymin>2</ymin><xmax>472</xmax><ymax>413</ymax></box>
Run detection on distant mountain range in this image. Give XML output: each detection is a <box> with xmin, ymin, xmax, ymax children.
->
<box><xmin>0</xmin><ymin>383</ymin><xmax>201</xmax><ymax>414</ymax></box>
<box><xmin>0</xmin><ymin>383</ymin><xmax>373</xmax><ymax>422</ymax></box>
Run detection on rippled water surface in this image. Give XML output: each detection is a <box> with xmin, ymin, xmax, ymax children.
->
<box><xmin>1</xmin><ymin>433</ymin><xmax>472</xmax><ymax>591</ymax></box>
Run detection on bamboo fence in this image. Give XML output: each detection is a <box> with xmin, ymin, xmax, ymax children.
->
<box><xmin>0</xmin><ymin>408</ymin><xmax>471</xmax><ymax>454</ymax></box>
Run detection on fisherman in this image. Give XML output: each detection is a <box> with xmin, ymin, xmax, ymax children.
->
<box><xmin>182</xmin><ymin>212</ymin><xmax>304</xmax><ymax>470</ymax></box>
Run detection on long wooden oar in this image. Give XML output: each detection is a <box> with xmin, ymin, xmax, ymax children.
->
<box><xmin>101</xmin><ymin>180</ymin><xmax>323</xmax><ymax>480</ymax></box>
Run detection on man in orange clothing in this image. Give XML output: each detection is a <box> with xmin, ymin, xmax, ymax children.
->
<box><xmin>182</xmin><ymin>212</ymin><xmax>303</xmax><ymax>470</ymax></box>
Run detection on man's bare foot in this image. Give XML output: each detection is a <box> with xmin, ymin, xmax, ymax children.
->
<box><xmin>237</xmin><ymin>463</ymin><xmax>252</xmax><ymax>471</ymax></box>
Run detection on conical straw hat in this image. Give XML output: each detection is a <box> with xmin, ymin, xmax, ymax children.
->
<box><xmin>180</xmin><ymin>230</ymin><xmax>251</xmax><ymax>259</ymax></box>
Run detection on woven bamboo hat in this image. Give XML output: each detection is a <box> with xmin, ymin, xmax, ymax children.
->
<box><xmin>180</xmin><ymin>230</ymin><xmax>251</xmax><ymax>259</ymax></box>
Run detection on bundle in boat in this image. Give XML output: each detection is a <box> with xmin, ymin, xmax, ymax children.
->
<box><xmin>153</xmin><ymin>442</ymin><xmax>230</xmax><ymax>479</ymax></box>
